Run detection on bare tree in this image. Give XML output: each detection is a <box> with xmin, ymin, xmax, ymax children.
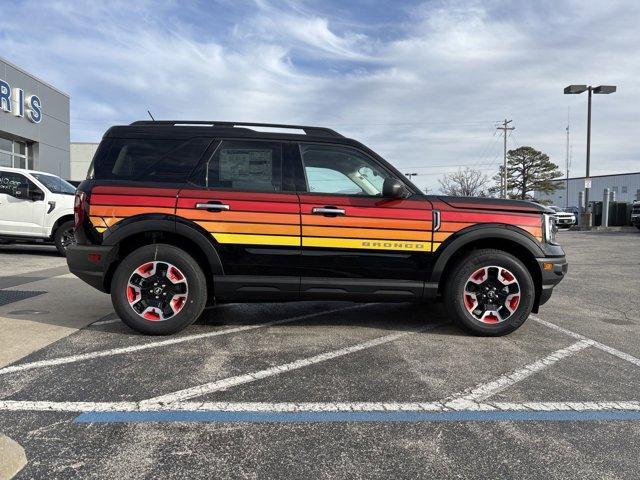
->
<box><xmin>438</xmin><ymin>167</ymin><xmax>490</xmax><ymax>197</ymax></box>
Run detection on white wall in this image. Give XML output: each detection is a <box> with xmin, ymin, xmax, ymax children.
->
<box><xmin>70</xmin><ymin>142</ymin><xmax>99</xmax><ymax>180</ymax></box>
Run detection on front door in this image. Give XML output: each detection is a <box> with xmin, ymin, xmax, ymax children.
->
<box><xmin>296</xmin><ymin>143</ymin><xmax>434</xmax><ymax>299</ymax></box>
<box><xmin>177</xmin><ymin>139</ymin><xmax>301</xmax><ymax>299</ymax></box>
<box><xmin>0</xmin><ymin>170</ymin><xmax>47</xmax><ymax>236</ymax></box>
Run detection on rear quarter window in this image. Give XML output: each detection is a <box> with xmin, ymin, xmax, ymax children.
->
<box><xmin>91</xmin><ymin>137</ymin><xmax>211</xmax><ymax>182</ymax></box>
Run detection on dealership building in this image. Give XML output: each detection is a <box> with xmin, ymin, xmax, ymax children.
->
<box><xmin>536</xmin><ymin>172</ymin><xmax>640</xmax><ymax>207</ymax></box>
<box><xmin>0</xmin><ymin>56</ymin><xmax>70</xmax><ymax>178</ymax></box>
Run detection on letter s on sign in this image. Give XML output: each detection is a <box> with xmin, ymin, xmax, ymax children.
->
<box><xmin>27</xmin><ymin>95</ymin><xmax>42</xmax><ymax>123</ymax></box>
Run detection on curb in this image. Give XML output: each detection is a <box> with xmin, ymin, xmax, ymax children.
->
<box><xmin>0</xmin><ymin>434</ymin><xmax>27</xmax><ymax>480</ymax></box>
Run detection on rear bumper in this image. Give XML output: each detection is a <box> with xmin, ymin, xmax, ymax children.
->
<box><xmin>66</xmin><ymin>244</ymin><xmax>117</xmax><ymax>292</ymax></box>
<box><xmin>536</xmin><ymin>255</ymin><xmax>568</xmax><ymax>306</ymax></box>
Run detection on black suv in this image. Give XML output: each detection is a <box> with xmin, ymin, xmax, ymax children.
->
<box><xmin>67</xmin><ymin>121</ymin><xmax>567</xmax><ymax>336</ymax></box>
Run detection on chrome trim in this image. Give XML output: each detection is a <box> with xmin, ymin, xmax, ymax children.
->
<box><xmin>433</xmin><ymin>210</ymin><xmax>441</xmax><ymax>232</ymax></box>
<box><xmin>195</xmin><ymin>203</ymin><xmax>230</xmax><ymax>211</ymax></box>
<box><xmin>312</xmin><ymin>207</ymin><xmax>346</xmax><ymax>216</ymax></box>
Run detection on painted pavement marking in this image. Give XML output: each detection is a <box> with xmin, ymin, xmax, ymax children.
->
<box><xmin>442</xmin><ymin>340</ymin><xmax>593</xmax><ymax>406</ymax></box>
<box><xmin>143</xmin><ymin>322</ymin><xmax>442</xmax><ymax>405</ymax></box>
<box><xmin>531</xmin><ymin>315</ymin><xmax>640</xmax><ymax>368</ymax></box>
<box><xmin>0</xmin><ymin>304</ymin><xmax>366</xmax><ymax>376</ymax></box>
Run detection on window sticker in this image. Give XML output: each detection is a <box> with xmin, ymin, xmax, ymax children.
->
<box><xmin>219</xmin><ymin>149</ymin><xmax>273</xmax><ymax>182</ymax></box>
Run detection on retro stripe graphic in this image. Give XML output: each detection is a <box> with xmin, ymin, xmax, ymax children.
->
<box><xmin>88</xmin><ymin>187</ymin><xmax>543</xmax><ymax>252</ymax></box>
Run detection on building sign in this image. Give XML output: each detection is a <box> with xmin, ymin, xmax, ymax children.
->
<box><xmin>0</xmin><ymin>78</ymin><xmax>42</xmax><ymax>124</ymax></box>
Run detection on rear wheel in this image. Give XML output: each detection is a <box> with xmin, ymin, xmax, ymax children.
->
<box><xmin>111</xmin><ymin>244</ymin><xmax>207</xmax><ymax>335</ymax></box>
<box><xmin>444</xmin><ymin>249</ymin><xmax>535</xmax><ymax>336</ymax></box>
<box><xmin>54</xmin><ymin>220</ymin><xmax>76</xmax><ymax>256</ymax></box>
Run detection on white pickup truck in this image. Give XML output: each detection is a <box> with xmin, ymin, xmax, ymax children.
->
<box><xmin>0</xmin><ymin>166</ymin><xmax>76</xmax><ymax>255</ymax></box>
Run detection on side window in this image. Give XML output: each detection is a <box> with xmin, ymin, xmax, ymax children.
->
<box><xmin>94</xmin><ymin>137</ymin><xmax>211</xmax><ymax>182</ymax></box>
<box><xmin>203</xmin><ymin>140</ymin><xmax>283</xmax><ymax>192</ymax></box>
<box><xmin>0</xmin><ymin>171</ymin><xmax>29</xmax><ymax>198</ymax></box>
<box><xmin>299</xmin><ymin>144</ymin><xmax>394</xmax><ymax>196</ymax></box>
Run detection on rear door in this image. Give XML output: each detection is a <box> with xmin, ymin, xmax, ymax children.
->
<box><xmin>295</xmin><ymin>143</ymin><xmax>434</xmax><ymax>299</ymax></box>
<box><xmin>177</xmin><ymin>139</ymin><xmax>301</xmax><ymax>299</ymax></box>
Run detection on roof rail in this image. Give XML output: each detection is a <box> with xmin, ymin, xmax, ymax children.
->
<box><xmin>129</xmin><ymin>120</ymin><xmax>343</xmax><ymax>138</ymax></box>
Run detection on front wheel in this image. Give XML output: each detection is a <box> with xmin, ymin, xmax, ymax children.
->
<box><xmin>111</xmin><ymin>244</ymin><xmax>207</xmax><ymax>335</ymax></box>
<box><xmin>54</xmin><ymin>221</ymin><xmax>76</xmax><ymax>256</ymax></box>
<box><xmin>444</xmin><ymin>249</ymin><xmax>535</xmax><ymax>336</ymax></box>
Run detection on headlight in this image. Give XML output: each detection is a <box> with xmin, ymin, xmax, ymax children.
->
<box><xmin>543</xmin><ymin>213</ymin><xmax>558</xmax><ymax>244</ymax></box>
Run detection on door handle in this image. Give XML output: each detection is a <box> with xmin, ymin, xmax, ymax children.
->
<box><xmin>312</xmin><ymin>206</ymin><xmax>346</xmax><ymax>216</ymax></box>
<box><xmin>195</xmin><ymin>202</ymin><xmax>230</xmax><ymax>211</ymax></box>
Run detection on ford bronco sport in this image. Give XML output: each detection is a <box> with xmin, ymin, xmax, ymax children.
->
<box><xmin>67</xmin><ymin>121</ymin><xmax>567</xmax><ymax>336</ymax></box>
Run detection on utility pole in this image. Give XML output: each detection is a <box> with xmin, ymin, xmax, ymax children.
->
<box><xmin>497</xmin><ymin>119</ymin><xmax>514</xmax><ymax>198</ymax></box>
<box><xmin>565</xmin><ymin>108</ymin><xmax>570</xmax><ymax>208</ymax></box>
<box><xmin>404</xmin><ymin>172</ymin><xmax>418</xmax><ymax>180</ymax></box>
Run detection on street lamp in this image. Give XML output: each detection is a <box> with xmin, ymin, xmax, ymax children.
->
<box><xmin>564</xmin><ymin>84</ymin><xmax>616</xmax><ymax>227</ymax></box>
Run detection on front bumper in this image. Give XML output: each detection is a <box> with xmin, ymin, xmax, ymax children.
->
<box><xmin>536</xmin><ymin>255</ymin><xmax>568</xmax><ymax>307</ymax></box>
<box><xmin>66</xmin><ymin>244</ymin><xmax>118</xmax><ymax>292</ymax></box>
<box><xmin>632</xmin><ymin>214</ymin><xmax>640</xmax><ymax>225</ymax></box>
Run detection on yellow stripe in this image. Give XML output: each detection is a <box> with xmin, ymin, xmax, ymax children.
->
<box><xmin>303</xmin><ymin>237</ymin><xmax>433</xmax><ymax>252</ymax></box>
<box><xmin>432</xmin><ymin>242</ymin><xmax>442</xmax><ymax>251</ymax></box>
<box><xmin>95</xmin><ymin>226</ymin><xmax>107</xmax><ymax>233</ymax></box>
<box><xmin>212</xmin><ymin>233</ymin><xmax>300</xmax><ymax>246</ymax></box>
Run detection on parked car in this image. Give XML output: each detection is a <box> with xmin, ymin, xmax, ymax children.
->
<box><xmin>0</xmin><ymin>166</ymin><xmax>76</xmax><ymax>255</ymax></box>
<box><xmin>67</xmin><ymin>121</ymin><xmax>567</xmax><ymax>336</ymax></box>
<box><xmin>632</xmin><ymin>201</ymin><xmax>640</xmax><ymax>230</ymax></box>
<box><xmin>548</xmin><ymin>206</ymin><xmax>576</xmax><ymax>228</ymax></box>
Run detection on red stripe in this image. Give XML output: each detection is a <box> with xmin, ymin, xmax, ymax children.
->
<box><xmin>92</xmin><ymin>186</ymin><xmax>179</xmax><ymax>197</ymax></box>
<box><xmin>178</xmin><ymin>189</ymin><xmax>298</xmax><ymax>203</ymax></box>
<box><xmin>298</xmin><ymin>194</ymin><xmax>430</xmax><ymax>210</ymax></box>
<box><xmin>91</xmin><ymin>194</ymin><xmax>177</xmax><ymax>207</ymax></box>
<box><xmin>441</xmin><ymin>211</ymin><xmax>541</xmax><ymax>226</ymax></box>
<box><xmin>176</xmin><ymin>198</ymin><xmax>300</xmax><ymax>213</ymax></box>
<box><xmin>300</xmin><ymin>203</ymin><xmax>431</xmax><ymax>220</ymax></box>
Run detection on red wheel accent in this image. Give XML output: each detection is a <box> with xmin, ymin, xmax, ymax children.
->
<box><xmin>143</xmin><ymin>309</ymin><xmax>161</xmax><ymax>321</ymax></box>
<box><xmin>126</xmin><ymin>261</ymin><xmax>188</xmax><ymax>322</ymax></box>
<box><xmin>463</xmin><ymin>265</ymin><xmax>521</xmax><ymax>324</ymax></box>
<box><xmin>127</xmin><ymin>286</ymin><xmax>137</xmax><ymax>303</ymax></box>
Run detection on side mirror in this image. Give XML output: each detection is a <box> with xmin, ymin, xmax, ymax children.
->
<box><xmin>30</xmin><ymin>189</ymin><xmax>45</xmax><ymax>201</ymax></box>
<box><xmin>382</xmin><ymin>178</ymin><xmax>405</xmax><ymax>199</ymax></box>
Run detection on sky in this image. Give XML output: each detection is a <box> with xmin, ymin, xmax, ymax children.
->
<box><xmin>1</xmin><ymin>0</ymin><xmax>638</xmax><ymax>192</ymax></box>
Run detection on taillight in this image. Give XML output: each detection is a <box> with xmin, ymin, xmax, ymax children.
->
<box><xmin>74</xmin><ymin>191</ymin><xmax>87</xmax><ymax>228</ymax></box>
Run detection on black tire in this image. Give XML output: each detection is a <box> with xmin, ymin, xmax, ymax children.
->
<box><xmin>444</xmin><ymin>249</ymin><xmax>535</xmax><ymax>336</ymax></box>
<box><xmin>54</xmin><ymin>220</ymin><xmax>76</xmax><ymax>256</ymax></box>
<box><xmin>111</xmin><ymin>244</ymin><xmax>207</xmax><ymax>335</ymax></box>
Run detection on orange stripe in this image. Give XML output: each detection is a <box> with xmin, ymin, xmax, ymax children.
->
<box><xmin>438</xmin><ymin>221</ymin><xmax>474</xmax><ymax>232</ymax></box>
<box><xmin>196</xmin><ymin>221</ymin><xmax>300</xmax><ymax>235</ymax></box>
<box><xmin>302</xmin><ymin>214</ymin><xmax>431</xmax><ymax>230</ymax></box>
<box><xmin>90</xmin><ymin>206</ymin><xmax>174</xmax><ymax>217</ymax></box>
<box><xmin>433</xmin><ymin>231</ymin><xmax>452</xmax><ymax>242</ymax></box>
<box><xmin>303</xmin><ymin>226</ymin><xmax>430</xmax><ymax>241</ymax></box>
<box><xmin>177</xmin><ymin>209</ymin><xmax>299</xmax><ymax>224</ymax></box>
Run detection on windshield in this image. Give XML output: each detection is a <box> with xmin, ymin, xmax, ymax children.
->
<box><xmin>31</xmin><ymin>173</ymin><xmax>76</xmax><ymax>195</ymax></box>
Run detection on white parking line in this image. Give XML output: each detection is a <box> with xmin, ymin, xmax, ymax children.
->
<box><xmin>531</xmin><ymin>315</ymin><xmax>640</xmax><ymax>368</ymax></box>
<box><xmin>442</xmin><ymin>340</ymin><xmax>593</xmax><ymax>405</ymax></box>
<box><xmin>91</xmin><ymin>318</ymin><xmax>120</xmax><ymax>326</ymax></box>
<box><xmin>0</xmin><ymin>305</ymin><xmax>366</xmax><ymax>376</ymax></box>
<box><xmin>1</xmin><ymin>399</ymin><xmax>639</xmax><ymax>413</ymax></box>
<box><xmin>143</xmin><ymin>323</ymin><xmax>442</xmax><ymax>405</ymax></box>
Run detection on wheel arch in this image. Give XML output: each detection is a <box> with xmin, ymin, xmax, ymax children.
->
<box><xmin>431</xmin><ymin>224</ymin><xmax>544</xmax><ymax>311</ymax></box>
<box><xmin>51</xmin><ymin>214</ymin><xmax>75</xmax><ymax>238</ymax></box>
<box><xmin>101</xmin><ymin>215</ymin><xmax>223</xmax><ymax>300</ymax></box>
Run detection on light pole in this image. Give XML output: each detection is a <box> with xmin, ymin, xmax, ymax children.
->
<box><xmin>564</xmin><ymin>84</ymin><xmax>616</xmax><ymax>227</ymax></box>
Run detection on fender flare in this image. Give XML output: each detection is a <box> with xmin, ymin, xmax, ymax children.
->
<box><xmin>429</xmin><ymin>224</ymin><xmax>545</xmax><ymax>285</ymax></box>
<box><xmin>103</xmin><ymin>214</ymin><xmax>224</xmax><ymax>276</ymax></box>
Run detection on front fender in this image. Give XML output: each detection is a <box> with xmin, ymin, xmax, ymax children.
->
<box><xmin>429</xmin><ymin>223</ymin><xmax>545</xmax><ymax>284</ymax></box>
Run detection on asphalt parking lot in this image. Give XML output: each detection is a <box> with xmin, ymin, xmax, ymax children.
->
<box><xmin>0</xmin><ymin>231</ymin><xmax>639</xmax><ymax>479</ymax></box>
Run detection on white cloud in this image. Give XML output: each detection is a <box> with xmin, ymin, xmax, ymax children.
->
<box><xmin>1</xmin><ymin>0</ymin><xmax>638</xmax><ymax>192</ymax></box>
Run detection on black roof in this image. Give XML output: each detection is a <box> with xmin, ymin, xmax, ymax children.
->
<box><xmin>104</xmin><ymin>120</ymin><xmax>351</xmax><ymax>144</ymax></box>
